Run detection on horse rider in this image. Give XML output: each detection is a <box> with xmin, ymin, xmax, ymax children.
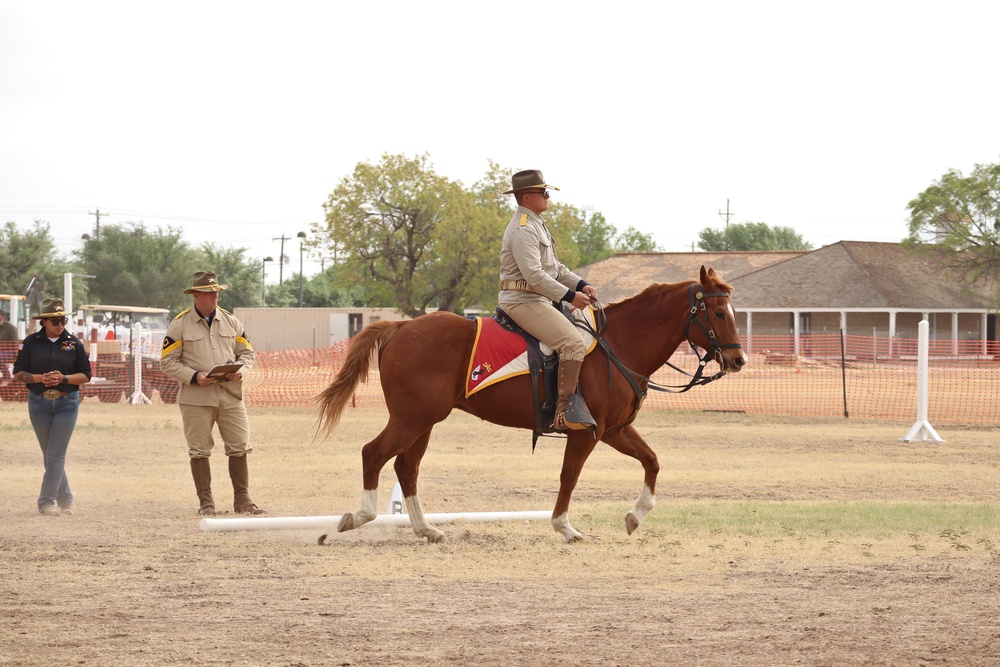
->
<box><xmin>498</xmin><ymin>169</ymin><xmax>598</xmax><ymax>431</ymax></box>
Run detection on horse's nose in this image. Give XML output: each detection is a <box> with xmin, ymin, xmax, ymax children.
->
<box><xmin>731</xmin><ymin>353</ymin><xmax>746</xmax><ymax>371</ymax></box>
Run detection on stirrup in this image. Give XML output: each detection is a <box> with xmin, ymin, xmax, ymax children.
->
<box><xmin>562</xmin><ymin>394</ymin><xmax>596</xmax><ymax>431</ymax></box>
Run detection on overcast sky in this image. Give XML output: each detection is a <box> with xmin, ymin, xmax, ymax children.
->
<box><xmin>2</xmin><ymin>1</ymin><xmax>998</xmax><ymax>284</ymax></box>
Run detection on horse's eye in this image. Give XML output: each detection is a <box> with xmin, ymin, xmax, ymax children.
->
<box><xmin>715</xmin><ymin>310</ymin><xmax>725</xmax><ymax>319</ymax></box>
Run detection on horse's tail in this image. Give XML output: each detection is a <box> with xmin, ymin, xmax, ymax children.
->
<box><xmin>315</xmin><ymin>320</ymin><xmax>401</xmax><ymax>437</ymax></box>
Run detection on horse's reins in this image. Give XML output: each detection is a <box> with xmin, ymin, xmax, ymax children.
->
<box><xmin>575</xmin><ymin>283</ymin><xmax>743</xmax><ymax>432</ymax></box>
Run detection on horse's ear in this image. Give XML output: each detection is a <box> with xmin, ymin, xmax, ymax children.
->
<box><xmin>700</xmin><ymin>265</ymin><xmax>709</xmax><ymax>285</ymax></box>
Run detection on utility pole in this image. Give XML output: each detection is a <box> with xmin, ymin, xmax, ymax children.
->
<box><xmin>718</xmin><ymin>199</ymin><xmax>734</xmax><ymax>228</ymax></box>
<box><xmin>89</xmin><ymin>208</ymin><xmax>109</xmax><ymax>239</ymax></box>
<box><xmin>296</xmin><ymin>231</ymin><xmax>307</xmax><ymax>307</ymax></box>
<box><xmin>272</xmin><ymin>235</ymin><xmax>290</xmax><ymax>285</ymax></box>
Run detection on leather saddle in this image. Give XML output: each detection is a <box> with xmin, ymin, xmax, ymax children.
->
<box><xmin>493</xmin><ymin>304</ymin><xmax>575</xmax><ymax>450</ymax></box>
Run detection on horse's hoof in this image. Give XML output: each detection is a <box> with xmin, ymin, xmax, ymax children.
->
<box><xmin>337</xmin><ymin>513</ymin><xmax>355</xmax><ymax>533</ymax></box>
<box><xmin>424</xmin><ymin>529</ymin><xmax>447</xmax><ymax>544</ymax></box>
<box><xmin>564</xmin><ymin>532</ymin><xmax>584</xmax><ymax>544</ymax></box>
<box><xmin>625</xmin><ymin>512</ymin><xmax>640</xmax><ymax>535</ymax></box>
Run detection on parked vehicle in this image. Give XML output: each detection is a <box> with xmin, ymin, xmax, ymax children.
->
<box><xmin>76</xmin><ymin>305</ymin><xmax>179</xmax><ymax>403</ymax></box>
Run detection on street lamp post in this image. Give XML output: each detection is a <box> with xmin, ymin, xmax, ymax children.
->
<box><xmin>261</xmin><ymin>256</ymin><xmax>274</xmax><ymax>303</ymax></box>
<box><xmin>296</xmin><ymin>231</ymin><xmax>307</xmax><ymax>307</ymax></box>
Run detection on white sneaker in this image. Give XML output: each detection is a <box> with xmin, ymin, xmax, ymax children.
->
<box><xmin>40</xmin><ymin>505</ymin><xmax>60</xmax><ymax>516</ymax></box>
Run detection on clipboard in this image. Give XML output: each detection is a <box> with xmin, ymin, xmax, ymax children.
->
<box><xmin>206</xmin><ymin>363</ymin><xmax>243</xmax><ymax>380</ymax></box>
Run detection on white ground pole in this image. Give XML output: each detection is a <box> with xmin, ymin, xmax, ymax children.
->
<box><xmin>903</xmin><ymin>319</ymin><xmax>943</xmax><ymax>442</ymax></box>
<box><xmin>200</xmin><ymin>510</ymin><xmax>552</xmax><ymax>532</ymax></box>
<box><xmin>200</xmin><ymin>480</ymin><xmax>551</xmax><ymax>532</ymax></box>
<box><xmin>129</xmin><ymin>322</ymin><xmax>152</xmax><ymax>405</ymax></box>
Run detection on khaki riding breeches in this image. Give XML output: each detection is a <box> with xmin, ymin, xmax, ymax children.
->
<box><xmin>180</xmin><ymin>390</ymin><xmax>252</xmax><ymax>459</ymax></box>
<box><xmin>500</xmin><ymin>300</ymin><xmax>586</xmax><ymax>362</ymax></box>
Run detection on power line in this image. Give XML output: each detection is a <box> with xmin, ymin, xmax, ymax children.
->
<box><xmin>0</xmin><ymin>206</ymin><xmax>286</xmax><ymax>227</ymax></box>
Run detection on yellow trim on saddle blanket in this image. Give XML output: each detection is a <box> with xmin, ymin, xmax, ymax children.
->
<box><xmin>464</xmin><ymin>307</ymin><xmax>599</xmax><ymax>398</ymax></box>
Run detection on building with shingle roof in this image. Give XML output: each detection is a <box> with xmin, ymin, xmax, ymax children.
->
<box><xmin>576</xmin><ymin>250</ymin><xmax>805</xmax><ymax>303</ymax></box>
<box><xmin>578</xmin><ymin>241</ymin><xmax>997</xmax><ymax>356</ymax></box>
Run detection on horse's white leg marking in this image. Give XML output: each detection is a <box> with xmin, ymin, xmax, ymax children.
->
<box><xmin>626</xmin><ymin>483</ymin><xmax>655</xmax><ymax>535</ymax></box>
<box><xmin>405</xmin><ymin>495</ymin><xmax>446</xmax><ymax>543</ymax></box>
<box><xmin>551</xmin><ymin>512</ymin><xmax>584</xmax><ymax>543</ymax></box>
<box><xmin>337</xmin><ymin>488</ymin><xmax>378</xmax><ymax>532</ymax></box>
<box><xmin>359</xmin><ymin>488</ymin><xmax>377</xmax><ymax>521</ymax></box>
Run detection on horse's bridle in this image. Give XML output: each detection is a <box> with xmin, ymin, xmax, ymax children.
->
<box><xmin>576</xmin><ymin>282</ymin><xmax>744</xmax><ymax>434</ymax></box>
<box><xmin>679</xmin><ymin>282</ymin><xmax>744</xmax><ymax>379</ymax></box>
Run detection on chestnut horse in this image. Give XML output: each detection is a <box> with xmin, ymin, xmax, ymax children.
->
<box><xmin>317</xmin><ymin>266</ymin><xmax>746</xmax><ymax>543</ymax></box>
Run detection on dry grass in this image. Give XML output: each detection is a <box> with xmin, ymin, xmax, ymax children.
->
<box><xmin>1</xmin><ymin>403</ymin><xmax>998</xmax><ymax>666</ymax></box>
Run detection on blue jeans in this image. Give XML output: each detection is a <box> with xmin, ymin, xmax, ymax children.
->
<box><xmin>28</xmin><ymin>391</ymin><xmax>80</xmax><ymax>511</ymax></box>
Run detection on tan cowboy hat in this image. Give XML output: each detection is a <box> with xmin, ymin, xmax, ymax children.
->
<box><xmin>184</xmin><ymin>271</ymin><xmax>229</xmax><ymax>294</ymax></box>
<box><xmin>32</xmin><ymin>297</ymin><xmax>67</xmax><ymax>319</ymax></box>
<box><xmin>502</xmin><ymin>169</ymin><xmax>561</xmax><ymax>195</ymax></box>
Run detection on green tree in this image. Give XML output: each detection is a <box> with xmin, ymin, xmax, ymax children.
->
<box><xmin>199</xmin><ymin>243</ymin><xmax>268</xmax><ymax>311</ymax></box>
<box><xmin>573</xmin><ymin>211</ymin><xmax>660</xmax><ymax>265</ymax></box>
<box><xmin>573</xmin><ymin>210</ymin><xmax>617</xmax><ymax>266</ymax></box>
<box><xmin>0</xmin><ymin>220</ymin><xmax>71</xmax><ymax>299</ymax></box>
<box><xmin>698</xmin><ymin>221</ymin><xmax>812</xmax><ymax>251</ymax></box>
<box><xmin>615</xmin><ymin>226</ymin><xmax>659</xmax><ymax>253</ymax></box>
<box><xmin>76</xmin><ymin>222</ymin><xmax>196</xmax><ymax>312</ymax></box>
<box><xmin>298</xmin><ymin>266</ymin><xmax>367</xmax><ymax>308</ymax></box>
<box><xmin>905</xmin><ymin>161</ymin><xmax>1000</xmax><ymax>287</ymax></box>
<box><xmin>317</xmin><ymin>153</ymin><xmax>504</xmax><ymax>317</ymax></box>
<box><xmin>542</xmin><ymin>202</ymin><xmax>584</xmax><ymax>270</ymax></box>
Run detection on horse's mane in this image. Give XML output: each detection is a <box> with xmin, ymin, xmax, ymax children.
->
<box><xmin>603</xmin><ymin>274</ymin><xmax>733</xmax><ymax>312</ymax></box>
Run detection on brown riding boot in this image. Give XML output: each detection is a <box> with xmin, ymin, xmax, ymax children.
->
<box><xmin>229</xmin><ymin>455</ymin><xmax>266</xmax><ymax>515</ymax></box>
<box><xmin>552</xmin><ymin>359</ymin><xmax>596</xmax><ymax>432</ymax></box>
<box><xmin>190</xmin><ymin>457</ymin><xmax>216</xmax><ymax>516</ymax></box>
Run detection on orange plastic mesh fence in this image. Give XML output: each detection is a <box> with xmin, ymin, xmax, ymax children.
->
<box><xmin>3</xmin><ymin>336</ymin><xmax>997</xmax><ymax>424</ymax></box>
<box><xmin>239</xmin><ymin>334</ymin><xmax>1000</xmax><ymax>424</ymax></box>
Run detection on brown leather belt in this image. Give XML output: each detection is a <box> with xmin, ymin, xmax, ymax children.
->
<box><xmin>499</xmin><ymin>279</ymin><xmax>541</xmax><ymax>294</ymax></box>
<box><xmin>40</xmin><ymin>389</ymin><xmax>73</xmax><ymax>400</ymax></box>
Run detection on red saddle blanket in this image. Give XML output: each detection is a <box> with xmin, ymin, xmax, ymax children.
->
<box><xmin>465</xmin><ymin>308</ymin><xmax>598</xmax><ymax>398</ymax></box>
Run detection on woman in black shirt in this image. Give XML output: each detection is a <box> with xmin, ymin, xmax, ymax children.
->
<box><xmin>13</xmin><ymin>297</ymin><xmax>92</xmax><ymax>516</ymax></box>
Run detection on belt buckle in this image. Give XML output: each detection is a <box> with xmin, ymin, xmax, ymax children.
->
<box><xmin>42</xmin><ymin>389</ymin><xmax>62</xmax><ymax>400</ymax></box>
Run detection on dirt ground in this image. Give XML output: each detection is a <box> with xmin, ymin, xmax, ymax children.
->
<box><xmin>1</xmin><ymin>403</ymin><xmax>997</xmax><ymax>666</ymax></box>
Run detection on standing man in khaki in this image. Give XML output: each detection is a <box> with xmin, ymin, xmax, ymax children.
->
<box><xmin>499</xmin><ymin>169</ymin><xmax>598</xmax><ymax>431</ymax></box>
<box><xmin>160</xmin><ymin>271</ymin><xmax>265</xmax><ymax>515</ymax></box>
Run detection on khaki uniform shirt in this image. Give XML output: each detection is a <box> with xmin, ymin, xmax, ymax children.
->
<box><xmin>498</xmin><ymin>206</ymin><xmax>583</xmax><ymax>304</ymax></box>
<box><xmin>160</xmin><ymin>306</ymin><xmax>255</xmax><ymax>406</ymax></box>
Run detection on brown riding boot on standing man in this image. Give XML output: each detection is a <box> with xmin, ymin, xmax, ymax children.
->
<box><xmin>190</xmin><ymin>457</ymin><xmax>215</xmax><ymax>515</ymax></box>
<box><xmin>229</xmin><ymin>454</ymin><xmax>265</xmax><ymax>515</ymax></box>
<box><xmin>161</xmin><ymin>270</ymin><xmax>266</xmax><ymax>516</ymax></box>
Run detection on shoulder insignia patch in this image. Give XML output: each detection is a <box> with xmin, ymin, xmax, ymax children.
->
<box><xmin>161</xmin><ymin>336</ymin><xmax>182</xmax><ymax>358</ymax></box>
<box><xmin>519</xmin><ymin>213</ymin><xmax>528</xmax><ymax>227</ymax></box>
